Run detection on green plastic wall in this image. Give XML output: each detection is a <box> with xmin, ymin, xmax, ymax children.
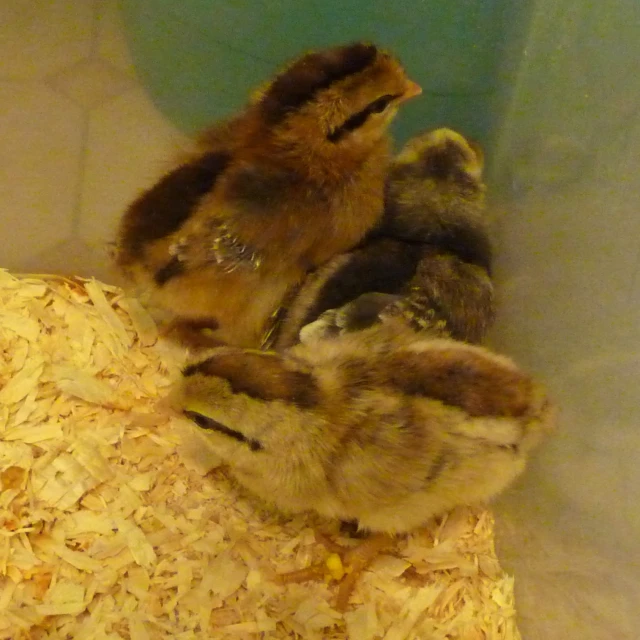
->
<box><xmin>118</xmin><ymin>0</ymin><xmax>533</xmax><ymax>149</ymax></box>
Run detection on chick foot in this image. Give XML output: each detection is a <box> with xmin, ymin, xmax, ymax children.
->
<box><xmin>275</xmin><ymin>531</ymin><xmax>395</xmax><ymax>611</ymax></box>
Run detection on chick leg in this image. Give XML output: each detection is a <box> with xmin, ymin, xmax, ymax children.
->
<box><xmin>275</xmin><ymin>532</ymin><xmax>395</xmax><ymax>611</ymax></box>
<box><xmin>339</xmin><ymin>518</ymin><xmax>369</xmax><ymax>538</ymax></box>
<box><xmin>335</xmin><ymin>533</ymin><xmax>395</xmax><ymax>610</ymax></box>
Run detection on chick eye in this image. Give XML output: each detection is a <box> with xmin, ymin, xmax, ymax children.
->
<box><xmin>183</xmin><ymin>410</ymin><xmax>263</xmax><ymax>451</ymax></box>
<box><xmin>328</xmin><ymin>93</ymin><xmax>401</xmax><ymax>142</ymax></box>
<box><xmin>368</xmin><ymin>94</ymin><xmax>396</xmax><ymax>114</ymax></box>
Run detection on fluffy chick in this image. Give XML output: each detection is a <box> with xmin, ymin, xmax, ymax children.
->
<box><xmin>114</xmin><ymin>42</ymin><xmax>421</xmax><ymax>348</ymax></box>
<box><xmin>175</xmin><ymin>323</ymin><xmax>554</xmax><ymax>535</ymax></box>
<box><xmin>271</xmin><ymin>127</ymin><xmax>493</xmax><ymax>350</ymax></box>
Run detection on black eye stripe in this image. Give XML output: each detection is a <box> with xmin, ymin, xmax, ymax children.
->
<box><xmin>184</xmin><ymin>410</ymin><xmax>263</xmax><ymax>452</ymax></box>
<box><xmin>368</xmin><ymin>94</ymin><xmax>396</xmax><ymax>113</ymax></box>
<box><xmin>328</xmin><ymin>110</ymin><xmax>369</xmax><ymax>142</ymax></box>
<box><xmin>328</xmin><ymin>93</ymin><xmax>401</xmax><ymax>142</ymax></box>
<box><xmin>154</xmin><ymin>255</ymin><xmax>184</xmax><ymax>285</ymax></box>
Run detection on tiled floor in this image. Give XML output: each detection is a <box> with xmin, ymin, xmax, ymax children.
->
<box><xmin>0</xmin><ymin>0</ymin><xmax>189</xmax><ymax>281</ymax></box>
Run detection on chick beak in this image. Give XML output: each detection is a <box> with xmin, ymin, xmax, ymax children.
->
<box><xmin>399</xmin><ymin>80</ymin><xmax>422</xmax><ymax>102</ymax></box>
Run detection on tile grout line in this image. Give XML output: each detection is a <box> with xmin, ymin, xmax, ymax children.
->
<box><xmin>69</xmin><ymin>0</ymin><xmax>102</xmax><ymax>236</ymax></box>
<box><xmin>89</xmin><ymin>0</ymin><xmax>102</xmax><ymax>57</ymax></box>
<box><xmin>69</xmin><ymin>106</ymin><xmax>92</xmax><ymax>236</ymax></box>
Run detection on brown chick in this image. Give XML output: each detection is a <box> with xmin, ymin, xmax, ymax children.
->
<box><xmin>114</xmin><ymin>43</ymin><xmax>421</xmax><ymax>349</ymax></box>
<box><xmin>173</xmin><ymin>322</ymin><xmax>555</xmax><ymax>607</ymax></box>
<box><xmin>270</xmin><ymin>127</ymin><xmax>493</xmax><ymax>350</ymax></box>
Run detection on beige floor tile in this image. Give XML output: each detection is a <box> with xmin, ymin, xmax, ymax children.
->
<box><xmin>79</xmin><ymin>87</ymin><xmax>190</xmax><ymax>245</ymax></box>
<box><xmin>0</xmin><ymin>81</ymin><xmax>84</xmax><ymax>269</ymax></box>
<box><xmin>48</xmin><ymin>58</ymin><xmax>135</xmax><ymax>110</ymax></box>
<box><xmin>0</xmin><ymin>0</ymin><xmax>96</xmax><ymax>79</ymax></box>
<box><xmin>97</xmin><ymin>0</ymin><xmax>137</xmax><ymax>78</ymax></box>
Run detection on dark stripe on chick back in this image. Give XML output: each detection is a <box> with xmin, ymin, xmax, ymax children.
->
<box><xmin>299</xmin><ymin>239</ymin><xmax>423</xmax><ymax>329</ymax></box>
<box><xmin>424</xmin><ymin>450</ymin><xmax>450</xmax><ymax>483</ymax></box>
<box><xmin>260</xmin><ymin>43</ymin><xmax>378</xmax><ymax>124</ymax></box>
<box><xmin>183</xmin><ymin>352</ymin><xmax>319</xmax><ymax>409</ymax></box>
<box><xmin>384</xmin><ymin>350</ymin><xmax>533</xmax><ymax>418</ymax></box>
<box><xmin>120</xmin><ymin>150</ymin><xmax>231</xmax><ymax>259</ymax></box>
<box><xmin>428</xmin><ymin>226</ymin><xmax>493</xmax><ymax>275</ymax></box>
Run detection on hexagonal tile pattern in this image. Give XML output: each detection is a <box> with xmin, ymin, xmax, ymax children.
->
<box><xmin>48</xmin><ymin>58</ymin><xmax>135</xmax><ymax>110</ymax></box>
<box><xmin>79</xmin><ymin>87</ymin><xmax>190</xmax><ymax>244</ymax></box>
<box><xmin>0</xmin><ymin>81</ymin><xmax>83</xmax><ymax>269</ymax></box>
<box><xmin>0</xmin><ymin>0</ymin><xmax>96</xmax><ymax>79</ymax></box>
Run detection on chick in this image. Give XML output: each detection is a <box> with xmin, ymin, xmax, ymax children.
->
<box><xmin>270</xmin><ymin>127</ymin><xmax>493</xmax><ymax>350</ymax></box>
<box><xmin>174</xmin><ymin>322</ymin><xmax>554</xmax><ymax>606</ymax></box>
<box><xmin>177</xmin><ymin>324</ymin><xmax>552</xmax><ymax>533</ymax></box>
<box><xmin>114</xmin><ymin>43</ymin><xmax>421</xmax><ymax>349</ymax></box>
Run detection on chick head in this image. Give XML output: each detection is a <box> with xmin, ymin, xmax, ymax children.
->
<box><xmin>253</xmin><ymin>43</ymin><xmax>421</xmax><ymax>160</ymax></box>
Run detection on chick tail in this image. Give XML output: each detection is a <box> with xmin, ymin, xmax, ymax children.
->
<box><xmin>519</xmin><ymin>383</ymin><xmax>557</xmax><ymax>454</ymax></box>
<box><xmin>448</xmin><ymin>383</ymin><xmax>555</xmax><ymax>454</ymax></box>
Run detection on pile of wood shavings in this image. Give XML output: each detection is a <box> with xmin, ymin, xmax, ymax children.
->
<box><xmin>0</xmin><ymin>270</ymin><xmax>522</xmax><ymax>639</ymax></box>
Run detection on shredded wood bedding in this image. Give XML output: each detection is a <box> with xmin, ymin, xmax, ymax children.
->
<box><xmin>0</xmin><ymin>270</ymin><xmax>521</xmax><ymax>639</ymax></box>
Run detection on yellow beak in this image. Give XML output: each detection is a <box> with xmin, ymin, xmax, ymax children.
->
<box><xmin>400</xmin><ymin>80</ymin><xmax>423</xmax><ymax>102</ymax></box>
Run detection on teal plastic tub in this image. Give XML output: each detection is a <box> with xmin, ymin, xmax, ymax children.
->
<box><xmin>119</xmin><ymin>0</ymin><xmax>532</xmax><ymax>150</ymax></box>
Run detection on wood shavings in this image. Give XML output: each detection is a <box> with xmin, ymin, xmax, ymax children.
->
<box><xmin>116</xmin><ymin>297</ymin><xmax>158</xmax><ymax>347</ymax></box>
<box><xmin>0</xmin><ymin>360</ymin><xmax>44</xmax><ymax>405</ymax></box>
<box><xmin>50</xmin><ymin>366</ymin><xmax>124</xmax><ymax>409</ymax></box>
<box><xmin>83</xmin><ymin>279</ymin><xmax>132</xmax><ymax>351</ymax></box>
<box><xmin>0</xmin><ymin>269</ymin><xmax>522</xmax><ymax>639</ymax></box>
